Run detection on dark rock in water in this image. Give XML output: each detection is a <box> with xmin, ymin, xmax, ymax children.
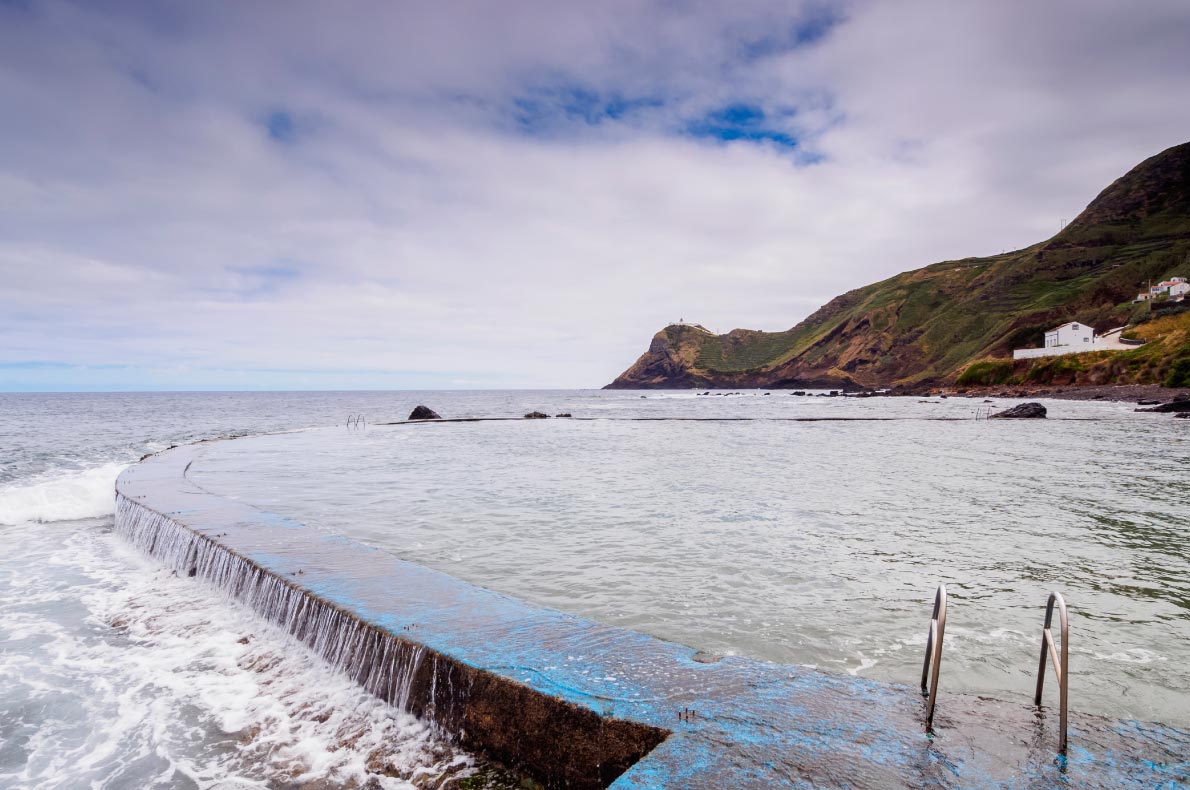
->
<box><xmin>524</xmin><ymin>411</ymin><xmax>550</xmax><ymax>419</ymax></box>
<box><xmin>990</xmin><ymin>402</ymin><xmax>1047</xmax><ymax>419</ymax></box>
<box><xmin>408</xmin><ymin>405</ymin><xmax>441</xmax><ymax>421</ymax></box>
<box><xmin>555</xmin><ymin>413</ymin><xmax>572</xmax><ymax>418</ymax></box>
<box><xmin>1136</xmin><ymin>400</ymin><xmax>1190</xmax><ymax>413</ymax></box>
<box><xmin>792</xmin><ymin>391</ymin><xmax>806</xmax><ymax>396</ymax></box>
<box><xmin>983</xmin><ymin>399</ymin><xmax>994</xmax><ymax>403</ymax></box>
<box><xmin>1175</xmin><ymin>412</ymin><xmax>1190</xmax><ymax>418</ymax></box>
<box><xmin>1137</xmin><ymin>399</ymin><xmax>1160</xmax><ymax>405</ymax></box>
<box><xmin>828</xmin><ymin>390</ymin><xmax>839</xmax><ymax>397</ymax></box>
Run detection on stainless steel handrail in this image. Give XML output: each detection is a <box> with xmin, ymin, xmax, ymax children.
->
<box><xmin>920</xmin><ymin>584</ymin><xmax>947</xmax><ymax>730</ymax></box>
<box><xmin>1034</xmin><ymin>591</ymin><xmax>1069</xmax><ymax>755</ymax></box>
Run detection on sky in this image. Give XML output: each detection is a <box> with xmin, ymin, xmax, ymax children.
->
<box><xmin>2</xmin><ymin>0</ymin><xmax>1190</xmax><ymax>391</ymax></box>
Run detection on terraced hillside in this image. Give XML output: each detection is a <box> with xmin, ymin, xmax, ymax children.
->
<box><xmin>608</xmin><ymin>141</ymin><xmax>1190</xmax><ymax>389</ymax></box>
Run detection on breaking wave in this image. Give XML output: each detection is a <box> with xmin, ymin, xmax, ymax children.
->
<box><xmin>0</xmin><ymin>462</ymin><xmax>127</xmax><ymax>525</ymax></box>
<box><xmin>0</xmin><ymin>519</ymin><xmax>476</xmax><ymax>789</ymax></box>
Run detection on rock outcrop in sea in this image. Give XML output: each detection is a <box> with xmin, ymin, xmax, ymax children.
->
<box><xmin>990</xmin><ymin>403</ymin><xmax>1047</xmax><ymax>419</ymax></box>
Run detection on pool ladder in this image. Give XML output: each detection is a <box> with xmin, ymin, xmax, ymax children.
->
<box><xmin>919</xmin><ymin>584</ymin><xmax>1069</xmax><ymax>755</ymax></box>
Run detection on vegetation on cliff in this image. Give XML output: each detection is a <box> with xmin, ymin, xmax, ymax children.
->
<box><xmin>608</xmin><ymin>141</ymin><xmax>1190</xmax><ymax>389</ymax></box>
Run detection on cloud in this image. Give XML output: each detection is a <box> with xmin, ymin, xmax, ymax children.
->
<box><xmin>1</xmin><ymin>0</ymin><xmax>1189</xmax><ymax>390</ymax></box>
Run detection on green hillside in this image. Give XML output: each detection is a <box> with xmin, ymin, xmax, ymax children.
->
<box><xmin>608</xmin><ymin>141</ymin><xmax>1190</xmax><ymax>389</ymax></box>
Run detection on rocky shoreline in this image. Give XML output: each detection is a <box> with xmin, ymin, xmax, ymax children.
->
<box><xmin>927</xmin><ymin>383</ymin><xmax>1190</xmax><ymax>403</ymax></box>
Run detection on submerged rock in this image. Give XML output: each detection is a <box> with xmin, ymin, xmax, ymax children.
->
<box><xmin>408</xmin><ymin>405</ymin><xmax>441</xmax><ymax>421</ymax></box>
<box><xmin>524</xmin><ymin>411</ymin><xmax>550</xmax><ymax>419</ymax></box>
<box><xmin>555</xmin><ymin>413</ymin><xmax>572</xmax><ymax>418</ymax></box>
<box><xmin>1136</xmin><ymin>399</ymin><xmax>1190</xmax><ymax>413</ymax></box>
<box><xmin>990</xmin><ymin>402</ymin><xmax>1047</xmax><ymax>419</ymax></box>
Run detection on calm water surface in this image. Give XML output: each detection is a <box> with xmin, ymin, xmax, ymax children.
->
<box><xmin>189</xmin><ymin>393</ymin><xmax>1190</xmax><ymax>728</ymax></box>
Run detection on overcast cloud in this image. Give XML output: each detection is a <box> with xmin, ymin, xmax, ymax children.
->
<box><xmin>2</xmin><ymin>0</ymin><xmax>1189</xmax><ymax>390</ymax></box>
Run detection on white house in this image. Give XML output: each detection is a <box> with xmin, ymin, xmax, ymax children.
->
<box><xmin>1150</xmin><ymin>277</ymin><xmax>1188</xmax><ymax>295</ymax></box>
<box><xmin>1170</xmin><ymin>281</ymin><xmax>1189</xmax><ymax>299</ymax></box>
<box><xmin>1044</xmin><ymin>321</ymin><xmax>1095</xmax><ymax>348</ymax></box>
<box><xmin>1014</xmin><ymin>321</ymin><xmax>1129</xmax><ymax>360</ymax></box>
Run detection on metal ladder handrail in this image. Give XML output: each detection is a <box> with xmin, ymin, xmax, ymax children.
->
<box><xmin>920</xmin><ymin>583</ymin><xmax>947</xmax><ymax>730</ymax></box>
<box><xmin>1034</xmin><ymin>591</ymin><xmax>1069</xmax><ymax>755</ymax></box>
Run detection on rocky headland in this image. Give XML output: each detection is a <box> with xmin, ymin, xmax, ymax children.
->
<box><xmin>608</xmin><ymin>141</ymin><xmax>1190</xmax><ymax>393</ymax></box>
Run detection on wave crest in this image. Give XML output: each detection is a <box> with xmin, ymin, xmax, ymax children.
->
<box><xmin>0</xmin><ymin>463</ymin><xmax>127</xmax><ymax>525</ymax></box>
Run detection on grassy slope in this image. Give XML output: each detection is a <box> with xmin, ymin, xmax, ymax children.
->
<box><xmin>955</xmin><ymin>311</ymin><xmax>1190</xmax><ymax>388</ymax></box>
<box><xmin>611</xmin><ymin>141</ymin><xmax>1190</xmax><ymax>389</ymax></box>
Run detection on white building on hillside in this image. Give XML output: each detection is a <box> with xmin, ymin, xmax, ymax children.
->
<box><xmin>1137</xmin><ymin>276</ymin><xmax>1188</xmax><ymax>302</ymax></box>
<box><xmin>1045</xmin><ymin>321</ymin><xmax>1095</xmax><ymax>348</ymax></box>
<box><xmin>1013</xmin><ymin>321</ymin><xmax>1134</xmax><ymax>360</ymax></box>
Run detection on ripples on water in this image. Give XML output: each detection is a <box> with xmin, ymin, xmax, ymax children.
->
<box><xmin>192</xmin><ymin>396</ymin><xmax>1190</xmax><ymax>727</ymax></box>
<box><xmin>1</xmin><ymin>390</ymin><xmax>1188</xmax><ymax>788</ymax></box>
<box><xmin>0</xmin><ymin>391</ymin><xmax>579</xmax><ymax>790</ymax></box>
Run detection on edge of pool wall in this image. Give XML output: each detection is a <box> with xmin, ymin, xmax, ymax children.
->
<box><xmin>114</xmin><ymin>429</ymin><xmax>1190</xmax><ymax>790</ymax></box>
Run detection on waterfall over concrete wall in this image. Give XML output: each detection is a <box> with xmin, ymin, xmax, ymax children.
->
<box><xmin>114</xmin><ymin>435</ymin><xmax>1190</xmax><ymax>790</ymax></box>
<box><xmin>113</xmin><ymin>490</ymin><xmax>666</xmax><ymax>789</ymax></box>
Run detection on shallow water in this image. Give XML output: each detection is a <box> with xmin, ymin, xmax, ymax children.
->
<box><xmin>3</xmin><ymin>389</ymin><xmax>1188</xmax><ymax>788</ymax></box>
<box><xmin>189</xmin><ymin>394</ymin><xmax>1190</xmax><ymax>728</ymax></box>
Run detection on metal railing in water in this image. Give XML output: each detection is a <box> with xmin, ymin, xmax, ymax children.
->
<box><xmin>920</xmin><ymin>584</ymin><xmax>947</xmax><ymax>731</ymax></box>
<box><xmin>1034</xmin><ymin>591</ymin><xmax>1069</xmax><ymax>755</ymax></box>
<box><xmin>919</xmin><ymin>586</ymin><xmax>1070</xmax><ymax>753</ymax></box>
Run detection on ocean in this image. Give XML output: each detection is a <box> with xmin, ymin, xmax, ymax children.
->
<box><xmin>1</xmin><ymin>390</ymin><xmax>1188</xmax><ymax>788</ymax></box>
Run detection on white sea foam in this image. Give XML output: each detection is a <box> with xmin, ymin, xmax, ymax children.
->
<box><xmin>0</xmin><ymin>521</ymin><xmax>476</xmax><ymax>790</ymax></box>
<box><xmin>0</xmin><ymin>462</ymin><xmax>127</xmax><ymax>525</ymax></box>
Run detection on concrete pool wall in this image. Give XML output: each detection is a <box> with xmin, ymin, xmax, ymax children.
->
<box><xmin>114</xmin><ymin>426</ymin><xmax>1190</xmax><ymax>789</ymax></box>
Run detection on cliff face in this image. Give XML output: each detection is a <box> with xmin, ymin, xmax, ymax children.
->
<box><xmin>607</xmin><ymin>141</ymin><xmax>1190</xmax><ymax>390</ymax></box>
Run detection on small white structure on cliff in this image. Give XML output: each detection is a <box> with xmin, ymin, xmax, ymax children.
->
<box><xmin>1013</xmin><ymin>322</ymin><xmax>1131</xmax><ymax>360</ymax></box>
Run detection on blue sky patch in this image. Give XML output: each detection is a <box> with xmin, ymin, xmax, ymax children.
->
<box><xmin>221</xmin><ymin>262</ymin><xmax>303</xmax><ymax>301</ymax></box>
<box><xmin>266</xmin><ymin>111</ymin><xmax>296</xmax><ymax>143</ymax></box>
<box><xmin>685</xmin><ymin>103</ymin><xmax>798</xmax><ymax>148</ymax></box>
<box><xmin>511</xmin><ymin>84</ymin><xmax>664</xmax><ymax>134</ymax></box>
<box><xmin>739</xmin><ymin>4</ymin><xmax>843</xmax><ymax>61</ymax></box>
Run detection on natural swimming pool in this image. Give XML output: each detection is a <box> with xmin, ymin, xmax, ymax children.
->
<box><xmin>188</xmin><ymin>394</ymin><xmax>1190</xmax><ymax>728</ymax></box>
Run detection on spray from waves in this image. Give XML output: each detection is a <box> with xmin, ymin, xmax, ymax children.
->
<box><xmin>0</xmin><ymin>462</ymin><xmax>128</xmax><ymax>525</ymax></box>
<box><xmin>0</xmin><ymin>519</ymin><xmax>485</xmax><ymax>790</ymax></box>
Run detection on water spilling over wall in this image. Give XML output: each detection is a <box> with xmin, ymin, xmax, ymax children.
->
<box><xmin>114</xmin><ymin>491</ymin><xmax>667</xmax><ymax>788</ymax></box>
<box><xmin>114</xmin><ymin>436</ymin><xmax>1190</xmax><ymax>790</ymax></box>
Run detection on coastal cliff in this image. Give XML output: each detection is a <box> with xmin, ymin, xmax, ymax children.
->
<box><xmin>608</xmin><ymin>141</ymin><xmax>1190</xmax><ymax>390</ymax></box>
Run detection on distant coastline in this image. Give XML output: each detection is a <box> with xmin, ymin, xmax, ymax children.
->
<box><xmin>608</xmin><ymin>142</ymin><xmax>1190</xmax><ymax>393</ymax></box>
